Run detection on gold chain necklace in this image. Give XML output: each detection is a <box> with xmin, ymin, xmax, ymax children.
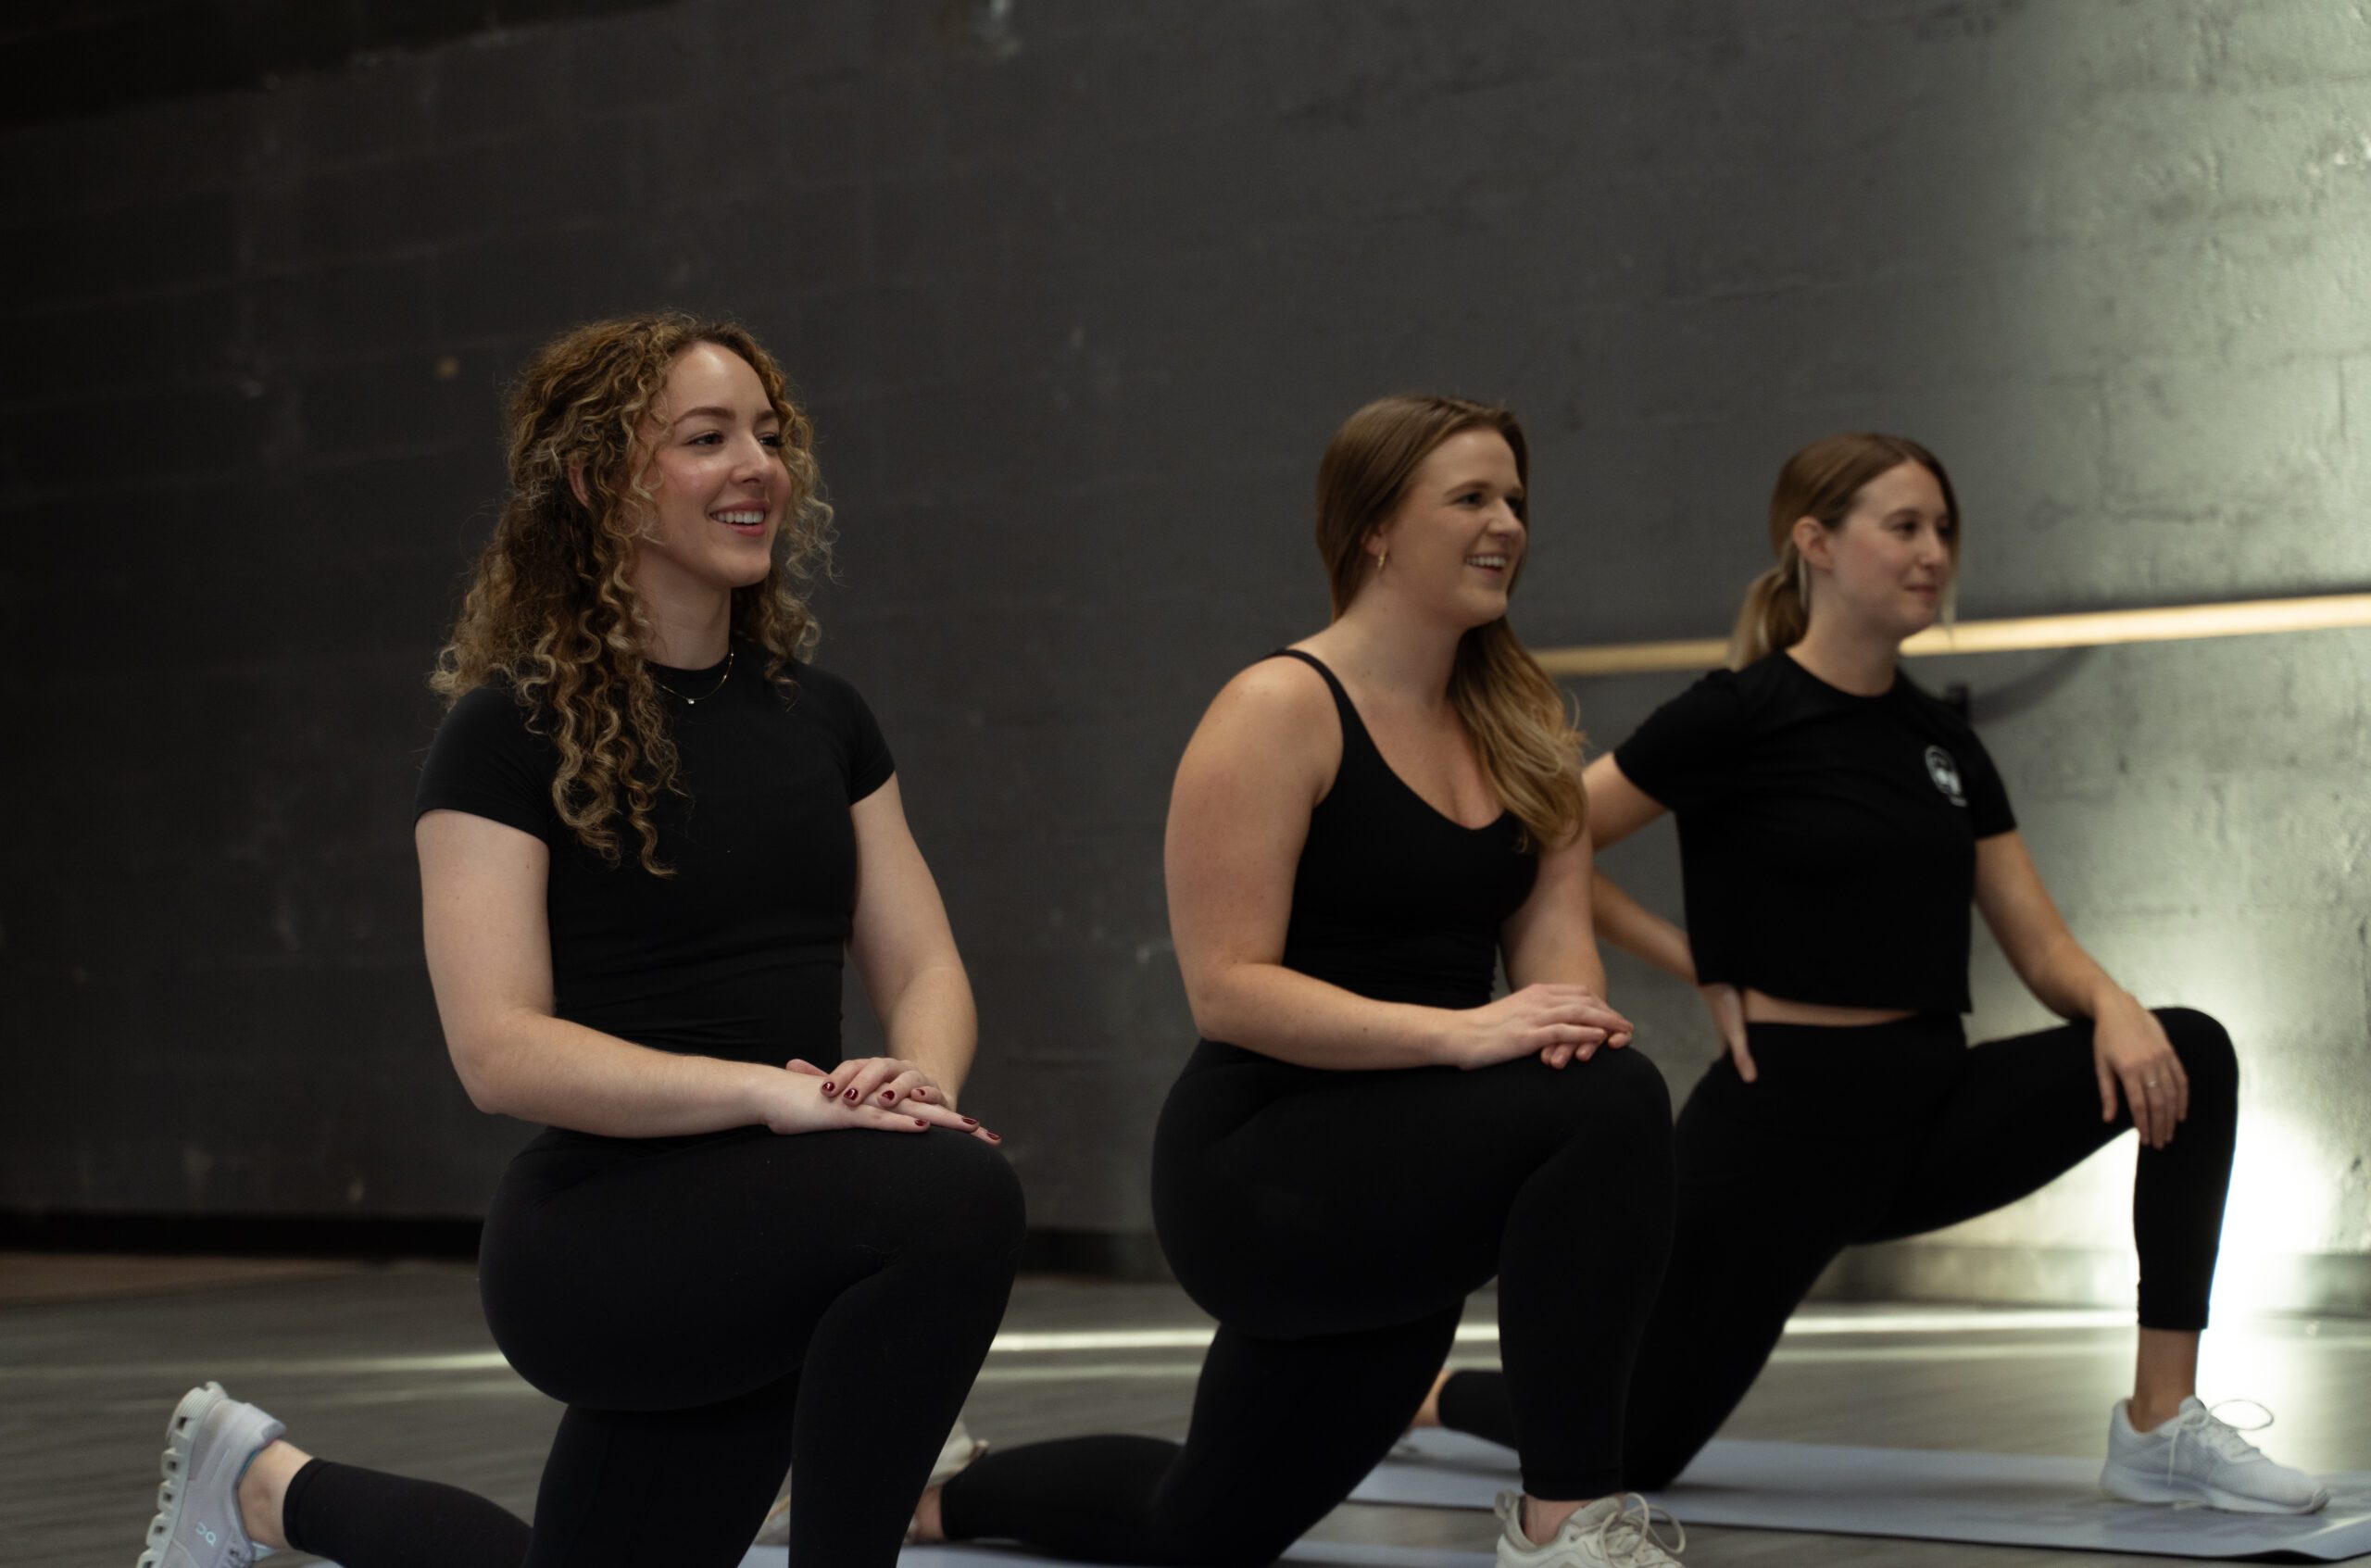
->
<box><xmin>663</xmin><ymin>646</ymin><xmax>735</xmax><ymax>705</ymax></box>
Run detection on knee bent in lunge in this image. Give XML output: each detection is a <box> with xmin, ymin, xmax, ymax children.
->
<box><xmin>1483</xmin><ymin>1045</ymin><xmax>1674</xmax><ymax>1176</ymax></box>
<box><xmin>1548</xmin><ymin>1045</ymin><xmax>1673</xmax><ymax>1139</ymax></box>
<box><xmin>2153</xmin><ymin>1007</ymin><xmax>2237</xmax><ymax>1106</ymax></box>
<box><xmin>911</xmin><ymin>1137</ymin><xmax>1029</xmax><ymax>1263</ymax></box>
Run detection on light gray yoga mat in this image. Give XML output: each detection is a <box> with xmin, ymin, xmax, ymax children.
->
<box><xmin>1352</xmin><ymin>1426</ymin><xmax>2371</xmax><ymax>1561</ymax></box>
<box><xmin>741</xmin><ymin>1543</ymin><xmax>1491</xmax><ymax>1566</ymax></box>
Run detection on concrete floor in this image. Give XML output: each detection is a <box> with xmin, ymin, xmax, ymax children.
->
<box><xmin>8</xmin><ymin>1260</ymin><xmax>2365</xmax><ymax>1566</ymax></box>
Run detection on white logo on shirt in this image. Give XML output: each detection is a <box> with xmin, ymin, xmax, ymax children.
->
<box><xmin>1925</xmin><ymin>745</ymin><xmax>1966</xmax><ymax>807</ymax></box>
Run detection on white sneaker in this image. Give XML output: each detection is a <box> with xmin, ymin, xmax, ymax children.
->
<box><xmin>2101</xmin><ymin>1398</ymin><xmax>2329</xmax><ymax>1514</ymax></box>
<box><xmin>138</xmin><ymin>1383</ymin><xmax>287</xmax><ymax>1568</ymax></box>
<box><xmin>1493</xmin><ymin>1489</ymin><xmax>1685</xmax><ymax>1566</ymax></box>
<box><xmin>751</xmin><ymin>1417</ymin><xmax>991</xmax><ymax>1548</ymax></box>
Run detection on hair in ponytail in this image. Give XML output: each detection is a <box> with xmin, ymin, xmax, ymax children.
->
<box><xmin>1728</xmin><ymin>433</ymin><xmax>1958</xmax><ymax>668</ymax></box>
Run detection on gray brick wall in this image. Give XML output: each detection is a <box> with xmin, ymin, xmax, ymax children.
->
<box><xmin>4</xmin><ymin>3</ymin><xmax>2365</xmax><ymax>1290</ymax></box>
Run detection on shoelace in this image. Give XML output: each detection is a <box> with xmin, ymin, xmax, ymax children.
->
<box><xmin>1588</xmin><ymin>1492</ymin><xmax>1687</xmax><ymax>1563</ymax></box>
<box><xmin>2161</xmin><ymin>1398</ymin><xmax>2277</xmax><ymax>1483</ymax></box>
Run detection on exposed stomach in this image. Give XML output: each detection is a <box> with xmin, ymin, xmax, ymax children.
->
<box><xmin>1741</xmin><ymin>988</ymin><xmax>1916</xmax><ymax>1027</ymax></box>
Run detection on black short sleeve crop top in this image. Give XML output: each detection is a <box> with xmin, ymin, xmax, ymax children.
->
<box><xmin>414</xmin><ymin>647</ymin><xmax>894</xmax><ymax>1071</ymax></box>
<box><xmin>1612</xmin><ymin>651</ymin><xmax>2014</xmax><ymax>1014</ymax></box>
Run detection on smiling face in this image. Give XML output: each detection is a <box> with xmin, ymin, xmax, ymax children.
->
<box><xmin>1363</xmin><ymin>425</ymin><xmax>1528</xmax><ymax>630</ymax></box>
<box><xmin>627</xmin><ymin>341</ymin><xmax>789</xmax><ymax>612</ymax></box>
<box><xmin>1798</xmin><ymin>458</ymin><xmax>1955</xmax><ymax>641</ymax></box>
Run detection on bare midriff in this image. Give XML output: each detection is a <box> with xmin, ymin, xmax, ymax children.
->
<box><xmin>1741</xmin><ymin>988</ymin><xmax>1917</xmax><ymax>1027</ymax></box>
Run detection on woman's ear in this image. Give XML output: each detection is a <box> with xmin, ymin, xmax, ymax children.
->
<box><xmin>568</xmin><ymin>458</ymin><xmax>592</xmax><ymax>509</ymax></box>
<box><xmin>1790</xmin><ymin>514</ymin><xmax>1832</xmax><ymax>570</ymax></box>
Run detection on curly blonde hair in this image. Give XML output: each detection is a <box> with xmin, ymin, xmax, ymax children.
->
<box><xmin>432</xmin><ymin>313</ymin><xmax>834</xmax><ymax>874</ymax></box>
<box><xmin>1316</xmin><ymin>394</ymin><xmax>1587</xmax><ymax>851</ymax></box>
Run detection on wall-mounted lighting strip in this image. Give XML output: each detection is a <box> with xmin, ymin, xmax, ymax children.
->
<box><xmin>1535</xmin><ymin>592</ymin><xmax>2371</xmax><ymax>678</ymax></box>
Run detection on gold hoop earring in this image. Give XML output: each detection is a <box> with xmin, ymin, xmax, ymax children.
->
<box><xmin>1374</xmin><ymin>548</ymin><xmax>1389</xmax><ymax>575</ymax></box>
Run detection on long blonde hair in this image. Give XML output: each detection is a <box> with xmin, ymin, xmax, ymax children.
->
<box><xmin>1727</xmin><ymin>432</ymin><xmax>1959</xmax><ymax>667</ymax></box>
<box><xmin>1315</xmin><ymin>395</ymin><xmax>1587</xmax><ymax>849</ymax></box>
<box><xmin>433</xmin><ymin>313</ymin><xmax>834</xmax><ymax>874</ymax></box>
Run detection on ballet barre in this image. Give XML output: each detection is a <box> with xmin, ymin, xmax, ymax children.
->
<box><xmin>1535</xmin><ymin>591</ymin><xmax>2371</xmax><ymax>678</ymax></box>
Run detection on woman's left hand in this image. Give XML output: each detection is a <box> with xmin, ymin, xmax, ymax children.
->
<box><xmin>1538</xmin><ymin>1011</ymin><xmax>1634</xmax><ymax>1070</ymax></box>
<box><xmin>2091</xmin><ymin>999</ymin><xmax>2187</xmax><ymax>1148</ymax></box>
<box><xmin>786</xmin><ymin>1057</ymin><xmax>1000</xmax><ymax>1144</ymax></box>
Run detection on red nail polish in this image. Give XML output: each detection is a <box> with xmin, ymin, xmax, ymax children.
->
<box><xmin>960</xmin><ymin>1117</ymin><xmax>978</xmax><ymax>1127</ymax></box>
<box><xmin>882</xmin><ymin>1091</ymin><xmax>897</xmax><ymax>1103</ymax></box>
<box><xmin>844</xmin><ymin>1088</ymin><xmax>859</xmax><ymax>1102</ymax></box>
<box><xmin>914</xmin><ymin>1118</ymin><xmax>931</xmax><ymax>1128</ymax></box>
<box><xmin>985</xmin><ymin>1131</ymin><xmax>1002</xmax><ymax>1142</ymax></box>
<box><xmin>822</xmin><ymin>1083</ymin><xmax>835</xmax><ymax>1095</ymax></box>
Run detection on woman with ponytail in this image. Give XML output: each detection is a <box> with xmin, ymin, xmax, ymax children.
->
<box><xmin>1424</xmin><ymin>433</ymin><xmax>2326</xmax><ymax>1516</ymax></box>
<box><xmin>133</xmin><ymin>314</ymin><xmax>1023</xmax><ymax>1568</ymax></box>
<box><xmin>921</xmin><ymin>396</ymin><xmax>1684</xmax><ymax>1568</ymax></box>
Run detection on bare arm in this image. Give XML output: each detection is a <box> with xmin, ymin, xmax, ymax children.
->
<box><xmin>1973</xmin><ymin>831</ymin><xmax>2129</xmax><ymax>1022</ymax></box>
<box><xmin>417</xmin><ymin>809</ymin><xmax>951</xmax><ymax>1139</ymax></box>
<box><xmin>1500</xmin><ymin>822</ymin><xmax>1610</xmax><ymax>996</ymax></box>
<box><xmin>1166</xmin><ymin>661</ymin><xmax>1622</xmax><ymax>1071</ymax></box>
<box><xmin>1575</xmin><ymin>755</ymin><xmax>1695</xmax><ymax>983</ymax></box>
<box><xmin>1580</xmin><ymin>753</ymin><xmax>1668</xmax><ymax>851</ymax></box>
<box><xmin>1590</xmin><ymin>873</ymin><xmax>1696</xmax><ymax>985</ymax></box>
<box><xmin>846</xmin><ymin>776</ymin><xmax>978</xmax><ymax>1107</ymax></box>
<box><xmin>1499</xmin><ymin>814</ymin><xmax>1636</xmax><ymax>1065</ymax></box>
<box><xmin>1975</xmin><ymin>830</ymin><xmax>2186</xmax><ymax>1144</ymax></box>
<box><xmin>1579</xmin><ymin>750</ymin><xmax>1761</xmax><ymax>1074</ymax></box>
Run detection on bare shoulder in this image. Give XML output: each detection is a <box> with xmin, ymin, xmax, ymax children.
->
<box><xmin>1209</xmin><ymin>651</ymin><xmax>1335</xmax><ymax>722</ymax></box>
<box><xmin>1183</xmin><ymin>654</ymin><xmax>1341</xmax><ymax>795</ymax></box>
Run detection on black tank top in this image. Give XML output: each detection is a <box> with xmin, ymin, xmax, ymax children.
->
<box><xmin>1189</xmin><ymin>650</ymin><xmax>1539</xmax><ymax>1074</ymax></box>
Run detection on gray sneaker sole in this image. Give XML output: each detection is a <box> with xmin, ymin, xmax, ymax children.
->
<box><xmin>2101</xmin><ymin>1459</ymin><xmax>2332</xmax><ymax>1515</ymax></box>
<box><xmin>137</xmin><ymin>1382</ymin><xmax>280</xmax><ymax>1568</ymax></box>
<box><xmin>139</xmin><ymin>1382</ymin><xmax>225</xmax><ymax>1567</ymax></box>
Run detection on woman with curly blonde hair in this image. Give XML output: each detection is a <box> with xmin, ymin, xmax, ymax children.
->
<box><xmin>134</xmin><ymin>314</ymin><xmax>1024</xmax><ymax>1568</ymax></box>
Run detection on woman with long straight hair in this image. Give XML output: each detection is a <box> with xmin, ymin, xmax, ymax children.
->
<box><xmin>133</xmin><ymin>313</ymin><xmax>1023</xmax><ymax>1568</ymax></box>
<box><xmin>1424</xmin><ymin>433</ymin><xmax>2327</xmax><ymax>1515</ymax></box>
<box><xmin>918</xmin><ymin>395</ymin><xmax>1684</xmax><ymax>1568</ymax></box>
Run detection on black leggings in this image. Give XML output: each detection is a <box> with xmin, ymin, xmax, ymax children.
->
<box><xmin>940</xmin><ymin>1044</ymin><xmax>1675</xmax><ymax>1565</ymax></box>
<box><xmin>280</xmin><ymin>1123</ymin><xmax>1024</xmax><ymax>1568</ymax></box>
<box><xmin>1439</xmin><ymin>1008</ymin><xmax>2239</xmax><ymax>1487</ymax></box>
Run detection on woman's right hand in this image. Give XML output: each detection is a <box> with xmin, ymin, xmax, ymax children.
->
<box><xmin>1449</xmin><ymin>984</ymin><xmax>1633</xmax><ymax>1071</ymax></box>
<box><xmin>757</xmin><ymin>1060</ymin><xmax>999</xmax><ymax>1140</ymax></box>
<box><xmin>1699</xmin><ymin>983</ymin><xmax>1755</xmax><ymax>1082</ymax></box>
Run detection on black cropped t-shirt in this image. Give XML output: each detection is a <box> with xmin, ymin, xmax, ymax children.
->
<box><xmin>1613</xmin><ymin>651</ymin><xmax>2015</xmax><ymax>1013</ymax></box>
<box><xmin>414</xmin><ymin>647</ymin><xmax>894</xmax><ymax>1071</ymax></box>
